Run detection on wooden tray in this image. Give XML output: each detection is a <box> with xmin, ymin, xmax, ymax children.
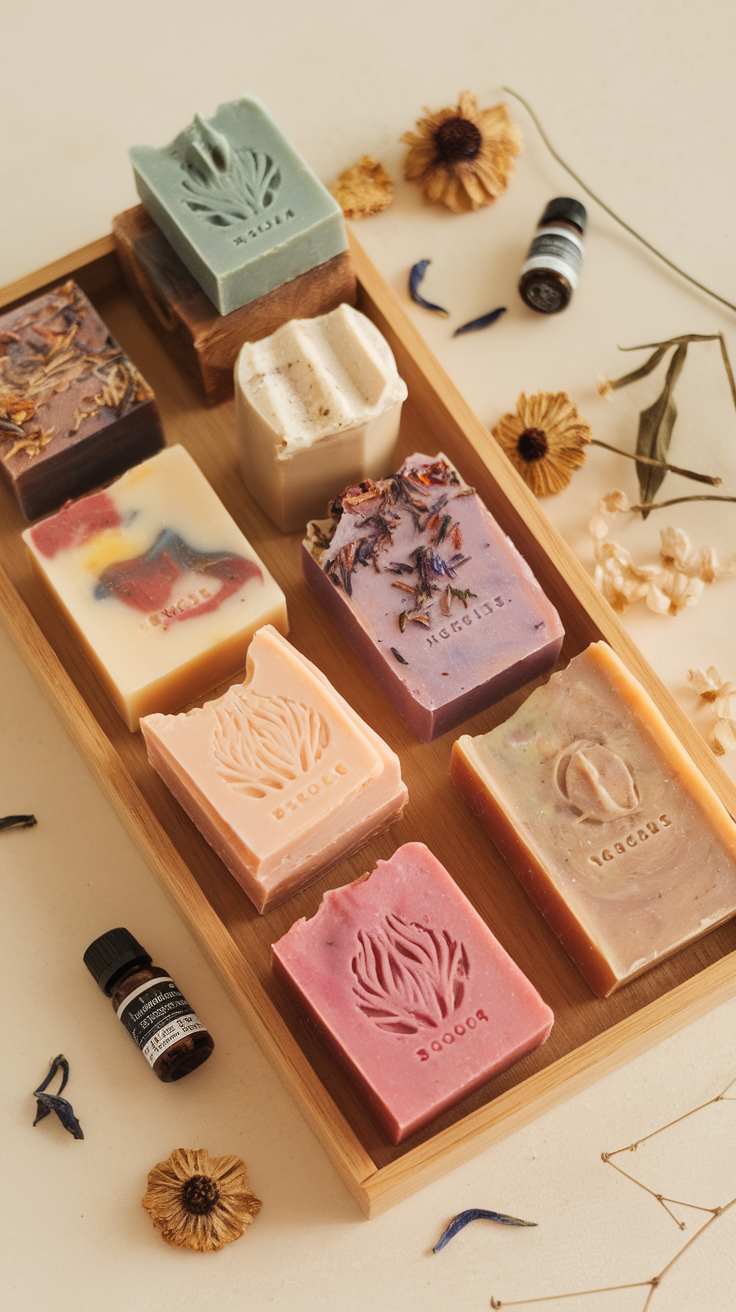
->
<box><xmin>3</xmin><ymin>233</ymin><xmax>736</xmax><ymax>1217</ymax></box>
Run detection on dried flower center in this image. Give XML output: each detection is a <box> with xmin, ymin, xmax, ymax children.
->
<box><xmin>181</xmin><ymin>1174</ymin><xmax>220</xmax><ymax>1216</ymax></box>
<box><xmin>434</xmin><ymin>117</ymin><xmax>482</xmax><ymax>162</ymax></box>
<box><xmin>517</xmin><ymin>427</ymin><xmax>548</xmax><ymax>462</ymax></box>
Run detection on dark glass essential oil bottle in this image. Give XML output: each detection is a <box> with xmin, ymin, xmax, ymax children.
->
<box><xmin>84</xmin><ymin>927</ymin><xmax>214</xmax><ymax>1081</ymax></box>
<box><xmin>518</xmin><ymin>197</ymin><xmax>587</xmax><ymax>314</ymax></box>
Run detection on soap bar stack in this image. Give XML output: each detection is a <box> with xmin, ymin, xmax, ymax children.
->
<box><xmin>452</xmin><ymin>641</ymin><xmax>736</xmax><ymax>996</ymax></box>
<box><xmin>118</xmin><ymin>98</ymin><xmax>356</xmax><ymax>402</ymax></box>
<box><xmin>303</xmin><ymin>453</ymin><xmax>564</xmax><ymax>740</ymax></box>
<box><xmin>273</xmin><ymin>842</ymin><xmax>553</xmax><ymax>1143</ymax></box>
<box><xmin>23</xmin><ymin>445</ymin><xmax>287</xmax><ymax>729</ymax></box>
<box><xmin>0</xmin><ymin>279</ymin><xmax>164</xmax><ymax>521</ymax></box>
<box><xmin>141</xmin><ymin>625</ymin><xmax>408</xmax><ymax>913</ymax></box>
<box><xmin>235</xmin><ymin>303</ymin><xmax>407</xmax><ymax>531</ymax></box>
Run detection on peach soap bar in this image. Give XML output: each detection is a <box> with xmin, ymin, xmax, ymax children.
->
<box><xmin>272</xmin><ymin>842</ymin><xmax>553</xmax><ymax>1143</ymax></box>
<box><xmin>452</xmin><ymin>641</ymin><xmax>736</xmax><ymax>996</ymax></box>
<box><xmin>303</xmin><ymin>454</ymin><xmax>564</xmax><ymax>740</ymax></box>
<box><xmin>23</xmin><ymin>445</ymin><xmax>287</xmax><ymax>730</ymax></box>
<box><xmin>235</xmin><ymin>303</ymin><xmax>407</xmax><ymax>532</ymax></box>
<box><xmin>141</xmin><ymin>625</ymin><xmax>407</xmax><ymax>913</ymax></box>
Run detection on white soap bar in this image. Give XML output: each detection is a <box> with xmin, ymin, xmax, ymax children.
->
<box><xmin>23</xmin><ymin>445</ymin><xmax>288</xmax><ymax>729</ymax></box>
<box><xmin>141</xmin><ymin>625</ymin><xmax>408</xmax><ymax>912</ymax></box>
<box><xmin>235</xmin><ymin>302</ymin><xmax>407</xmax><ymax>532</ymax></box>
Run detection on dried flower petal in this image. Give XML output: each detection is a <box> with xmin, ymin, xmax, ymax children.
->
<box><xmin>597</xmin><ymin>375</ymin><xmax>614</xmax><ymax>400</ymax></box>
<box><xmin>142</xmin><ymin>1147</ymin><xmax>261</xmax><ymax>1252</ymax></box>
<box><xmin>598</xmin><ymin>490</ymin><xmax>630</xmax><ymax>515</ymax></box>
<box><xmin>713</xmin><ymin>719</ymin><xmax>736</xmax><ymax>756</ymax></box>
<box><xmin>714</xmin><ymin>691</ymin><xmax>736</xmax><ymax>721</ymax></box>
<box><xmin>688</xmin><ymin>666</ymin><xmax>728</xmax><ymax>702</ymax></box>
<box><xmin>492</xmin><ymin>391</ymin><xmax>592</xmax><ymax>496</ymax></box>
<box><xmin>588</xmin><ymin>513</ymin><xmax>609</xmax><ymax>541</ymax></box>
<box><xmin>330</xmin><ymin>155</ymin><xmax>393</xmax><ymax>219</ymax></box>
<box><xmin>646</xmin><ymin>570</ymin><xmax>704</xmax><ymax>616</ymax></box>
<box><xmin>402</xmin><ymin>93</ymin><xmax>522</xmax><ymax>213</ymax></box>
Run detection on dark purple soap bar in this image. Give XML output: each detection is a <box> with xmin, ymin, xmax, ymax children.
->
<box><xmin>0</xmin><ymin>279</ymin><xmax>164</xmax><ymax>521</ymax></box>
<box><xmin>302</xmin><ymin>453</ymin><xmax>565</xmax><ymax>741</ymax></box>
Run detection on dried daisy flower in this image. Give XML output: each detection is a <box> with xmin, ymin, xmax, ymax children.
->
<box><xmin>492</xmin><ymin>392</ymin><xmax>592</xmax><ymax>496</ymax></box>
<box><xmin>142</xmin><ymin>1148</ymin><xmax>261</xmax><ymax>1252</ymax></box>
<box><xmin>330</xmin><ymin>155</ymin><xmax>393</xmax><ymax>219</ymax></box>
<box><xmin>402</xmin><ymin>93</ymin><xmax>522</xmax><ymax>213</ymax></box>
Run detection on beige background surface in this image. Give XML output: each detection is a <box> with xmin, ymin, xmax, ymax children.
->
<box><xmin>3</xmin><ymin>2</ymin><xmax>736</xmax><ymax>1309</ymax></box>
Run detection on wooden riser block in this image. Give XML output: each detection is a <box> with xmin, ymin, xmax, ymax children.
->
<box><xmin>112</xmin><ymin>206</ymin><xmax>357</xmax><ymax>406</ymax></box>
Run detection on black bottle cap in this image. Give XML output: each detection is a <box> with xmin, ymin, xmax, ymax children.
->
<box><xmin>540</xmin><ymin>197</ymin><xmax>587</xmax><ymax>233</ymax></box>
<box><xmin>83</xmin><ymin>927</ymin><xmax>152</xmax><ymax>996</ymax></box>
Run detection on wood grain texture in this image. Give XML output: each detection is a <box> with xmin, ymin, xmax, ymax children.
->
<box><xmin>113</xmin><ymin>205</ymin><xmax>357</xmax><ymax>404</ymax></box>
<box><xmin>2</xmin><ymin>232</ymin><xmax>736</xmax><ymax>1217</ymax></box>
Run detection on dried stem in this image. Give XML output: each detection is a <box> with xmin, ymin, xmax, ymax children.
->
<box><xmin>490</xmin><ymin>1280</ymin><xmax>656</xmax><ymax>1307</ymax></box>
<box><xmin>502</xmin><ymin>89</ymin><xmax>736</xmax><ymax>316</ymax></box>
<box><xmin>590</xmin><ymin>439</ymin><xmax>721</xmax><ymax>486</ymax></box>
<box><xmin>629</xmin><ymin>495</ymin><xmax>736</xmax><ymax>513</ymax></box>
<box><xmin>493</xmin><ymin>1074</ymin><xmax>736</xmax><ymax>1309</ymax></box>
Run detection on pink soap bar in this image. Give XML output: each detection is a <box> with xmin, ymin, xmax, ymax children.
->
<box><xmin>302</xmin><ymin>453</ymin><xmax>564</xmax><ymax>740</ymax></box>
<box><xmin>272</xmin><ymin>842</ymin><xmax>553</xmax><ymax>1143</ymax></box>
<box><xmin>141</xmin><ymin>625</ymin><xmax>407</xmax><ymax>913</ymax></box>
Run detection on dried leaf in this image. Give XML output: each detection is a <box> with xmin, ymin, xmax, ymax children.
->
<box><xmin>608</xmin><ymin>344</ymin><xmax>670</xmax><ymax>390</ymax></box>
<box><xmin>635</xmin><ymin>343</ymin><xmax>688</xmax><ymax>516</ymax></box>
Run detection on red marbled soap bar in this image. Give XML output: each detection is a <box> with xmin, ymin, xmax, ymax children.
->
<box><xmin>272</xmin><ymin>842</ymin><xmax>553</xmax><ymax>1143</ymax></box>
<box><xmin>302</xmin><ymin>454</ymin><xmax>564</xmax><ymax>740</ymax></box>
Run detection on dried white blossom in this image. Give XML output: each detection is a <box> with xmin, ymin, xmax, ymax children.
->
<box><xmin>687</xmin><ymin>666</ymin><xmax>736</xmax><ymax>755</ymax></box>
<box><xmin>646</xmin><ymin>570</ymin><xmax>704</xmax><ymax>616</ymax></box>
<box><xmin>687</xmin><ymin>666</ymin><xmax>732</xmax><ymax>702</ymax></box>
<box><xmin>598</xmin><ymin>490</ymin><xmax>630</xmax><ymax>515</ymax></box>
<box><xmin>713</xmin><ymin>718</ymin><xmax>736</xmax><ymax>756</ymax></box>
<box><xmin>590</xmin><ymin>493</ymin><xmax>733</xmax><ymax>617</ymax></box>
<box><xmin>596</xmin><ymin>375</ymin><xmax>614</xmax><ymax>400</ymax></box>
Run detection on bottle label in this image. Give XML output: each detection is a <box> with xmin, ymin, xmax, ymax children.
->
<box><xmin>520</xmin><ymin>227</ymin><xmax>584</xmax><ymax>289</ymax></box>
<box><xmin>117</xmin><ymin>976</ymin><xmax>206</xmax><ymax>1068</ymax></box>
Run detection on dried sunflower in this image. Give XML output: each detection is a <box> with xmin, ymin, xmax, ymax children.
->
<box><xmin>330</xmin><ymin>155</ymin><xmax>393</xmax><ymax>219</ymax></box>
<box><xmin>402</xmin><ymin>93</ymin><xmax>522</xmax><ymax>213</ymax></box>
<box><xmin>492</xmin><ymin>392</ymin><xmax>592</xmax><ymax>496</ymax></box>
<box><xmin>142</xmin><ymin>1147</ymin><xmax>261</xmax><ymax>1252</ymax></box>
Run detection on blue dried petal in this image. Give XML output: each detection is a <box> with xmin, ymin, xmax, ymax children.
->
<box><xmin>0</xmin><ymin>814</ymin><xmax>36</xmax><ymax>830</ymax></box>
<box><xmin>33</xmin><ymin>1054</ymin><xmax>84</xmax><ymax>1140</ymax></box>
<box><xmin>453</xmin><ymin>307</ymin><xmax>507</xmax><ymax>337</ymax></box>
<box><xmin>433</xmin><ymin>1208</ymin><xmax>537</xmax><ymax>1253</ymax></box>
<box><xmin>409</xmin><ymin>260</ymin><xmax>449</xmax><ymax>318</ymax></box>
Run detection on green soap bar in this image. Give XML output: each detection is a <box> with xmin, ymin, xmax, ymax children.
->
<box><xmin>130</xmin><ymin>97</ymin><xmax>347</xmax><ymax>316</ymax></box>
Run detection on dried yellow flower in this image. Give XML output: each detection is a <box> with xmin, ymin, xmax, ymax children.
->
<box><xmin>330</xmin><ymin>155</ymin><xmax>393</xmax><ymax>219</ymax></box>
<box><xmin>402</xmin><ymin>93</ymin><xmax>522</xmax><ymax>213</ymax></box>
<box><xmin>492</xmin><ymin>392</ymin><xmax>592</xmax><ymax>496</ymax></box>
<box><xmin>141</xmin><ymin>1148</ymin><xmax>261</xmax><ymax>1252</ymax></box>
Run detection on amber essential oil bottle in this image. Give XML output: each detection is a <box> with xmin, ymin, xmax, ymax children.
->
<box><xmin>519</xmin><ymin>197</ymin><xmax>587</xmax><ymax>313</ymax></box>
<box><xmin>84</xmin><ymin>927</ymin><xmax>214</xmax><ymax>1081</ymax></box>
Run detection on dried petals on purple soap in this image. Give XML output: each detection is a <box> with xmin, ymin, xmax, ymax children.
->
<box><xmin>433</xmin><ymin>1207</ymin><xmax>538</xmax><ymax>1253</ymax></box>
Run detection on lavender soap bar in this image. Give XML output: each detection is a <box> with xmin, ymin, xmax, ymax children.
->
<box><xmin>130</xmin><ymin>97</ymin><xmax>347</xmax><ymax>315</ymax></box>
<box><xmin>272</xmin><ymin>842</ymin><xmax>553</xmax><ymax>1143</ymax></box>
<box><xmin>303</xmin><ymin>454</ymin><xmax>564</xmax><ymax>740</ymax></box>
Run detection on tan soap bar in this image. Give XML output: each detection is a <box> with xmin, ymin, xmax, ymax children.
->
<box><xmin>141</xmin><ymin>625</ymin><xmax>408</xmax><ymax>913</ymax></box>
<box><xmin>451</xmin><ymin>641</ymin><xmax>736</xmax><ymax>996</ymax></box>
<box><xmin>23</xmin><ymin>445</ymin><xmax>287</xmax><ymax>730</ymax></box>
<box><xmin>235</xmin><ymin>303</ymin><xmax>407</xmax><ymax>531</ymax></box>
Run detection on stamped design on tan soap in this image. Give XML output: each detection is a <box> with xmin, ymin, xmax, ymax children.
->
<box><xmin>553</xmin><ymin>739</ymin><xmax>639</xmax><ymax>823</ymax></box>
<box><xmin>213</xmin><ymin>690</ymin><xmax>330</xmax><ymax>798</ymax></box>
<box><xmin>175</xmin><ymin>113</ymin><xmax>282</xmax><ymax>228</ymax></box>
<box><xmin>351</xmin><ymin>915</ymin><xmax>469</xmax><ymax>1035</ymax></box>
